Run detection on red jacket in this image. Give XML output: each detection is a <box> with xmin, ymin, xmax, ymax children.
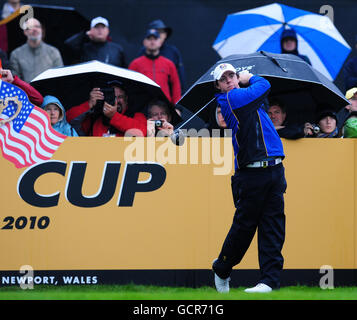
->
<box><xmin>12</xmin><ymin>75</ymin><xmax>44</xmax><ymax>106</ymax></box>
<box><xmin>66</xmin><ymin>101</ymin><xmax>147</xmax><ymax>137</ymax></box>
<box><xmin>129</xmin><ymin>55</ymin><xmax>181</xmax><ymax>104</ymax></box>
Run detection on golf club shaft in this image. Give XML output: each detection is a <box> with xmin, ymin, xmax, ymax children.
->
<box><xmin>176</xmin><ymin>97</ymin><xmax>216</xmax><ymax>130</ymax></box>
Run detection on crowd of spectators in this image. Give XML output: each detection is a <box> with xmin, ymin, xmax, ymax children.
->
<box><xmin>1</xmin><ymin>2</ymin><xmax>357</xmax><ymax>139</ymax></box>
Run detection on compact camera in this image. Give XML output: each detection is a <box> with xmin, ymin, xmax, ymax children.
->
<box><xmin>154</xmin><ymin>120</ymin><xmax>163</xmax><ymax>128</ymax></box>
<box><xmin>311</xmin><ymin>124</ymin><xmax>320</xmax><ymax>135</ymax></box>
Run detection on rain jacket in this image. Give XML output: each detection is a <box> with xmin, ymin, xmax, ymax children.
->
<box><xmin>41</xmin><ymin>95</ymin><xmax>78</xmax><ymax>137</ymax></box>
<box><xmin>129</xmin><ymin>54</ymin><xmax>181</xmax><ymax>105</ymax></box>
<box><xmin>12</xmin><ymin>75</ymin><xmax>43</xmax><ymax>106</ymax></box>
<box><xmin>137</xmin><ymin>42</ymin><xmax>186</xmax><ymax>92</ymax></box>
<box><xmin>280</xmin><ymin>29</ymin><xmax>311</xmax><ymax>65</ymax></box>
<box><xmin>215</xmin><ymin>76</ymin><xmax>285</xmax><ymax>170</ymax></box>
<box><xmin>343</xmin><ymin>56</ymin><xmax>357</xmax><ymax>91</ymax></box>
<box><xmin>66</xmin><ymin>101</ymin><xmax>147</xmax><ymax>137</ymax></box>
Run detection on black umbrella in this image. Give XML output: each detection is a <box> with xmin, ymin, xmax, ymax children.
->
<box><xmin>178</xmin><ymin>51</ymin><xmax>349</xmax><ymax>124</ymax></box>
<box><xmin>0</xmin><ymin>4</ymin><xmax>89</xmax><ymax>64</ymax></box>
<box><xmin>30</xmin><ymin>60</ymin><xmax>181</xmax><ymax>124</ymax></box>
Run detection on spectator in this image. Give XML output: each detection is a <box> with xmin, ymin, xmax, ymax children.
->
<box><xmin>336</xmin><ymin>87</ymin><xmax>357</xmax><ymax>134</ymax></box>
<box><xmin>41</xmin><ymin>95</ymin><xmax>78</xmax><ymax>137</ymax></box>
<box><xmin>129</xmin><ymin>29</ymin><xmax>181</xmax><ymax>105</ymax></box>
<box><xmin>137</xmin><ymin>19</ymin><xmax>186</xmax><ymax>92</ymax></box>
<box><xmin>343</xmin><ymin>36</ymin><xmax>357</xmax><ymax>91</ymax></box>
<box><xmin>206</xmin><ymin>105</ymin><xmax>231</xmax><ymax>137</ymax></box>
<box><xmin>0</xmin><ymin>68</ymin><xmax>43</xmax><ymax>106</ymax></box>
<box><xmin>0</xmin><ymin>49</ymin><xmax>10</xmax><ymax>69</ymax></box>
<box><xmin>1</xmin><ymin>0</ymin><xmax>21</xmax><ymax>19</ymax></box>
<box><xmin>146</xmin><ymin>99</ymin><xmax>175</xmax><ymax>137</ymax></box>
<box><xmin>342</xmin><ymin>111</ymin><xmax>357</xmax><ymax>138</ymax></box>
<box><xmin>268</xmin><ymin>99</ymin><xmax>314</xmax><ymax>139</ymax></box>
<box><xmin>64</xmin><ymin>16</ymin><xmax>126</xmax><ymax>67</ymax></box>
<box><xmin>9</xmin><ymin>18</ymin><xmax>63</xmax><ymax>82</ymax></box>
<box><xmin>66</xmin><ymin>82</ymin><xmax>147</xmax><ymax>137</ymax></box>
<box><xmin>313</xmin><ymin>110</ymin><xmax>339</xmax><ymax>138</ymax></box>
<box><xmin>281</xmin><ymin>29</ymin><xmax>311</xmax><ymax>65</ymax></box>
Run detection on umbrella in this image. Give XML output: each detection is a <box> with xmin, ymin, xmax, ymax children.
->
<box><xmin>30</xmin><ymin>60</ymin><xmax>181</xmax><ymax>123</ymax></box>
<box><xmin>177</xmin><ymin>51</ymin><xmax>349</xmax><ymax>125</ymax></box>
<box><xmin>0</xmin><ymin>4</ymin><xmax>89</xmax><ymax>64</ymax></box>
<box><xmin>212</xmin><ymin>3</ymin><xmax>351</xmax><ymax>81</ymax></box>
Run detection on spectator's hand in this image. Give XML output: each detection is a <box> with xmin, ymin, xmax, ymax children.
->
<box><xmin>238</xmin><ymin>71</ymin><xmax>253</xmax><ymax>85</ymax></box>
<box><xmin>147</xmin><ymin>120</ymin><xmax>156</xmax><ymax>137</ymax></box>
<box><xmin>157</xmin><ymin>119</ymin><xmax>174</xmax><ymax>136</ymax></box>
<box><xmin>275</xmin><ymin>125</ymin><xmax>285</xmax><ymax>130</ymax></box>
<box><xmin>103</xmin><ymin>102</ymin><xmax>117</xmax><ymax>119</ymax></box>
<box><xmin>147</xmin><ymin>119</ymin><xmax>174</xmax><ymax>137</ymax></box>
<box><xmin>304</xmin><ymin>122</ymin><xmax>314</xmax><ymax>136</ymax></box>
<box><xmin>86</xmin><ymin>29</ymin><xmax>95</xmax><ymax>41</ymax></box>
<box><xmin>0</xmin><ymin>69</ymin><xmax>14</xmax><ymax>83</ymax></box>
<box><xmin>88</xmin><ymin>88</ymin><xmax>104</xmax><ymax>109</ymax></box>
<box><xmin>346</xmin><ymin>103</ymin><xmax>357</xmax><ymax>112</ymax></box>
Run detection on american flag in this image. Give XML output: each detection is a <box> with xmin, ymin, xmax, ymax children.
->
<box><xmin>0</xmin><ymin>80</ymin><xmax>66</xmax><ymax>168</ymax></box>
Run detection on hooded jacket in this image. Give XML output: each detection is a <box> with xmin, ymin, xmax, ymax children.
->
<box><xmin>41</xmin><ymin>95</ymin><xmax>78</xmax><ymax>137</ymax></box>
<box><xmin>280</xmin><ymin>29</ymin><xmax>311</xmax><ymax>65</ymax></box>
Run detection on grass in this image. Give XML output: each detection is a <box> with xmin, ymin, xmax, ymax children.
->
<box><xmin>0</xmin><ymin>284</ymin><xmax>356</xmax><ymax>300</ymax></box>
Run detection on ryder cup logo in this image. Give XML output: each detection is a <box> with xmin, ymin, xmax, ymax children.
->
<box><xmin>0</xmin><ymin>96</ymin><xmax>23</xmax><ymax>127</ymax></box>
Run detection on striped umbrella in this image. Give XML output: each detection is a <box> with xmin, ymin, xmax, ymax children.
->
<box><xmin>213</xmin><ymin>3</ymin><xmax>351</xmax><ymax>81</ymax></box>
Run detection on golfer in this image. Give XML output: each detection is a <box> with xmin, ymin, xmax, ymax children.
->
<box><xmin>212</xmin><ymin>63</ymin><xmax>287</xmax><ymax>293</ymax></box>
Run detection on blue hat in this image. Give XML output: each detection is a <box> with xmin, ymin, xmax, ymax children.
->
<box><xmin>281</xmin><ymin>28</ymin><xmax>297</xmax><ymax>41</ymax></box>
<box><xmin>148</xmin><ymin>19</ymin><xmax>172</xmax><ymax>38</ymax></box>
<box><xmin>145</xmin><ymin>28</ymin><xmax>160</xmax><ymax>39</ymax></box>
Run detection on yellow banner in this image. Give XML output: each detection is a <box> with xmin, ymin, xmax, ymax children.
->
<box><xmin>0</xmin><ymin>137</ymin><xmax>355</xmax><ymax>272</ymax></box>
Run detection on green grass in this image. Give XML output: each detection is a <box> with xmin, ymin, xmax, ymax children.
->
<box><xmin>0</xmin><ymin>284</ymin><xmax>356</xmax><ymax>300</ymax></box>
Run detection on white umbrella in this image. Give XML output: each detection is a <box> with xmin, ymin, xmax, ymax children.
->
<box><xmin>31</xmin><ymin>60</ymin><xmax>170</xmax><ymax>115</ymax></box>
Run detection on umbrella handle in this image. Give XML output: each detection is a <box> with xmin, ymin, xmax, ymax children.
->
<box><xmin>260</xmin><ymin>51</ymin><xmax>288</xmax><ymax>73</ymax></box>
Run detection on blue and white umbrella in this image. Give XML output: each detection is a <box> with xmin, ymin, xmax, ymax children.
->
<box><xmin>213</xmin><ymin>3</ymin><xmax>351</xmax><ymax>81</ymax></box>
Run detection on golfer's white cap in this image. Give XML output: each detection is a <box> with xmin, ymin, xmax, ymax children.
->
<box><xmin>213</xmin><ymin>63</ymin><xmax>237</xmax><ymax>80</ymax></box>
<box><xmin>91</xmin><ymin>16</ymin><xmax>109</xmax><ymax>28</ymax></box>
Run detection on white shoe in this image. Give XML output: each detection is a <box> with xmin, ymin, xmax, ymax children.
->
<box><xmin>214</xmin><ymin>273</ymin><xmax>230</xmax><ymax>293</ymax></box>
<box><xmin>244</xmin><ymin>283</ymin><xmax>272</xmax><ymax>293</ymax></box>
<box><xmin>212</xmin><ymin>258</ymin><xmax>230</xmax><ymax>293</ymax></box>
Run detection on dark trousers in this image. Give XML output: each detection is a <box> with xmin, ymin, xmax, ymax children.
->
<box><xmin>213</xmin><ymin>163</ymin><xmax>287</xmax><ymax>289</ymax></box>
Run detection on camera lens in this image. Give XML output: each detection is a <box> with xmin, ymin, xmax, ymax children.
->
<box><xmin>155</xmin><ymin>120</ymin><xmax>162</xmax><ymax>127</ymax></box>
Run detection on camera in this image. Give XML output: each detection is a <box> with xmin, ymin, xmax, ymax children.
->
<box><xmin>93</xmin><ymin>87</ymin><xmax>116</xmax><ymax>114</ymax></box>
<box><xmin>154</xmin><ymin>120</ymin><xmax>163</xmax><ymax>128</ymax></box>
<box><xmin>312</xmin><ymin>124</ymin><xmax>320</xmax><ymax>135</ymax></box>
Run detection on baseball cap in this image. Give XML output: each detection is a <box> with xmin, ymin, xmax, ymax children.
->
<box><xmin>345</xmin><ymin>87</ymin><xmax>357</xmax><ymax>100</ymax></box>
<box><xmin>91</xmin><ymin>16</ymin><xmax>109</xmax><ymax>28</ymax></box>
<box><xmin>145</xmin><ymin>29</ymin><xmax>160</xmax><ymax>39</ymax></box>
<box><xmin>148</xmin><ymin>19</ymin><xmax>172</xmax><ymax>38</ymax></box>
<box><xmin>213</xmin><ymin>63</ymin><xmax>237</xmax><ymax>80</ymax></box>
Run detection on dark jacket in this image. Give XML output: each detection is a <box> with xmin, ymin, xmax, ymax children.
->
<box><xmin>277</xmin><ymin>123</ymin><xmax>305</xmax><ymax>139</ymax></box>
<box><xmin>65</xmin><ymin>31</ymin><xmax>126</xmax><ymax>67</ymax></box>
<box><xmin>343</xmin><ymin>55</ymin><xmax>357</xmax><ymax>91</ymax></box>
<box><xmin>281</xmin><ymin>29</ymin><xmax>311</xmax><ymax>65</ymax></box>
<box><xmin>215</xmin><ymin>76</ymin><xmax>285</xmax><ymax>170</ymax></box>
<box><xmin>0</xmin><ymin>48</ymin><xmax>10</xmax><ymax>69</ymax></box>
